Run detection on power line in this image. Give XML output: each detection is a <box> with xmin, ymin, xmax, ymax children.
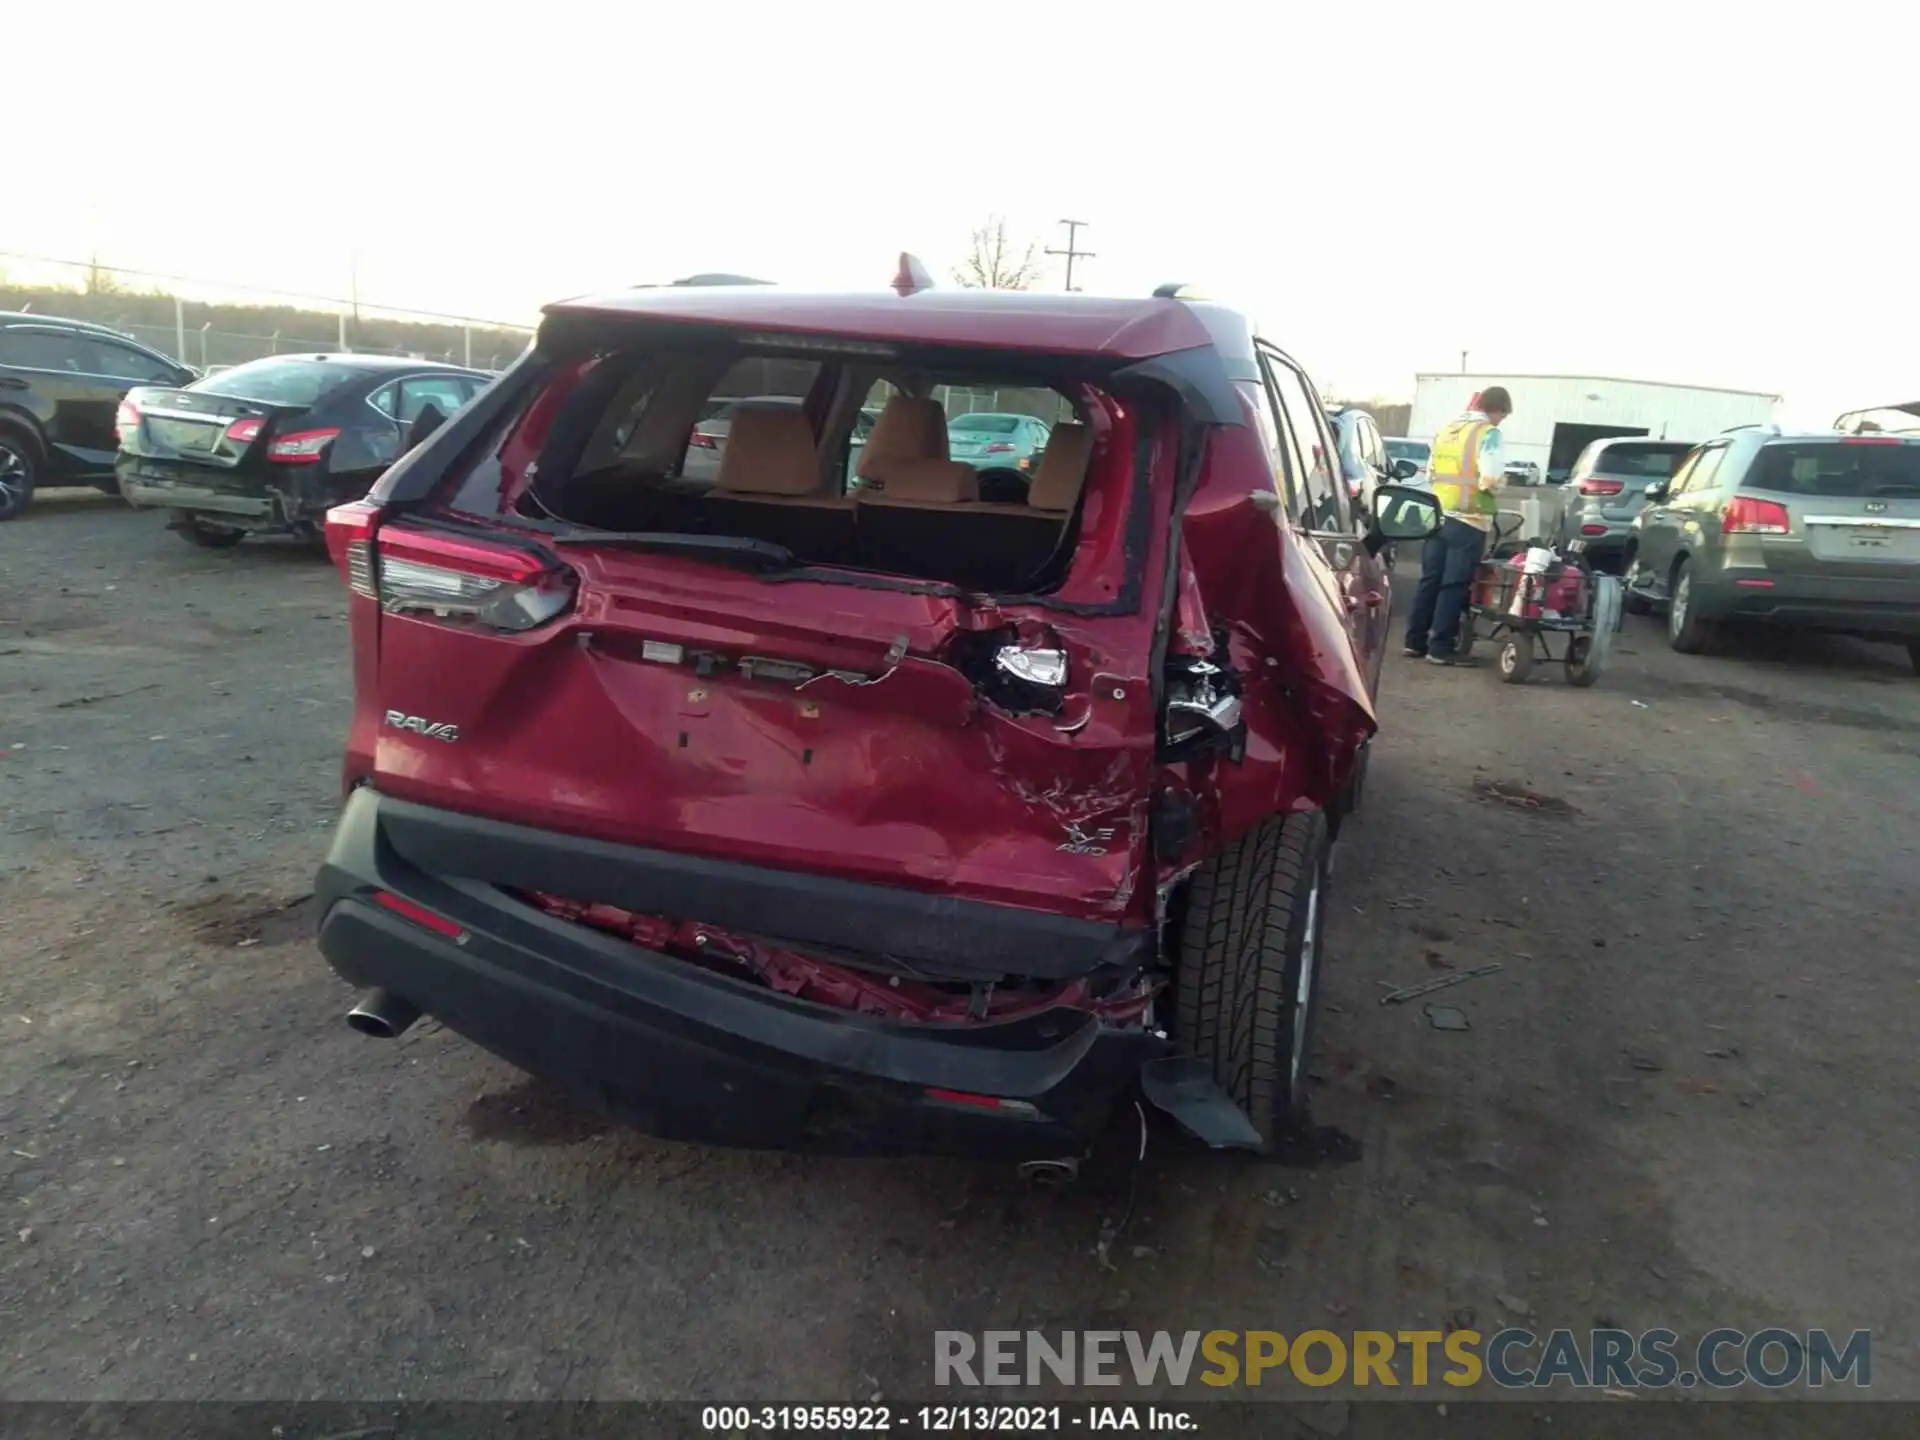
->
<box><xmin>1045</xmin><ymin>220</ymin><xmax>1095</xmax><ymax>293</ymax></box>
<box><xmin>0</xmin><ymin>250</ymin><xmax>532</xmax><ymax>331</ymax></box>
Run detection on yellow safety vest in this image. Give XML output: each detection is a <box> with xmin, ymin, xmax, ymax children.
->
<box><xmin>1430</xmin><ymin>416</ymin><xmax>1499</xmax><ymax>519</ymax></box>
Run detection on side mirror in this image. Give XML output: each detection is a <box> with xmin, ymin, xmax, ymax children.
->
<box><xmin>1369</xmin><ymin>483</ymin><xmax>1445</xmax><ymax>542</ymax></box>
<box><xmin>1643</xmin><ymin>481</ymin><xmax>1670</xmax><ymax>503</ymax></box>
<box><xmin>1390</xmin><ymin>458</ymin><xmax>1419</xmax><ymax>481</ymax></box>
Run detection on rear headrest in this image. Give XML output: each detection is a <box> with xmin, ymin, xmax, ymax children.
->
<box><xmin>1027</xmin><ymin>422</ymin><xmax>1093</xmax><ymax>511</ymax></box>
<box><xmin>713</xmin><ymin>408</ymin><xmax>818</xmax><ymax>496</ymax></box>
<box><xmin>857</xmin><ymin>396</ymin><xmax>948</xmax><ymax>479</ymax></box>
<box><xmin>859</xmin><ymin>459</ymin><xmax>978</xmax><ymax>505</ymax></box>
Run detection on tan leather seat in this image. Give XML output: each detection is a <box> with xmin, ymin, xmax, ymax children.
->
<box><xmin>712</xmin><ymin>408</ymin><xmax>847</xmax><ymax>508</ymax></box>
<box><xmin>704</xmin><ymin>407</ymin><xmax>855</xmax><ymax>563</ymax></box>
<box><xmin>1026</xmin><ymin>422</ymin><xmax>1094</xmax><ymax>513</ymax></box>
<box><xmin>856</xmin><ymin>396</ymin><xmax>949</xmax><ymax>486</ymax></box>
<box><xmin>971</xmin><ymin>422</ymin><xmax>1094</xmax><ymax>517</ymax></box>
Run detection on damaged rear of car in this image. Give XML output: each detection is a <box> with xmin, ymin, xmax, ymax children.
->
<box><xmin>313</xmin><ymin>271</ymin><xmax>1438</xmax><ymax>1159</ymax></box>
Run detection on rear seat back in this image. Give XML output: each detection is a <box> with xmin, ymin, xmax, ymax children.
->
<box><xmin>856</xmin><ymin>422</ymin><xmax>1092</xmax><ymax>591</ymax></box>
<box><xmin>856</xmin><ymin>396</ymin><xmax>949</xmax><ymax>486</ymax></box>
<box><xmin>705</xmin><ymin>407</ymin><xmax>855</xmax><ymax>563</ymax></box>
<box><xmin>1024</xmin><ymin>422</ymin><xmax>1094</xmax><ymax>514</ymax></box>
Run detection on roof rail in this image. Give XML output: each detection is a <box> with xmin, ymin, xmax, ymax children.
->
<box><xmin>1153</xmin><ymin>282</ymin><xmax>1205</xmax><ymax>300</ymax></box>
<box><xmin>1720</xmin><ymin>423</ymin><xmax>1780</xmax><ymax>435</ymax></box>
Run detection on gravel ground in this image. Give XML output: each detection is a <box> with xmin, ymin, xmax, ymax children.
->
<box><xmin>3</xmin><ymin>493</ymin><xmax>1916</xmax><ymax>1417</ymax></box>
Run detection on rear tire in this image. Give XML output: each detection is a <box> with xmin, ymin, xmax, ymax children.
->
<box><xmin>1174</xmin><ymin>810</ymin><xmax>1331</xmax><ymax>1151</ymax></box>
<box><xmin>0</xmin><ymin>427</ymin><xmax>40</xmax><ymax>522</ymax></box>
<box><xmin>173</xmin><ymin>511</ymin><xmax>247</xmax><ymax>548</ymax></box>
<box><xmin>1667</xmin><ymin>557</ymin><xmax>1715</xmax><ymax>654</ymax></box>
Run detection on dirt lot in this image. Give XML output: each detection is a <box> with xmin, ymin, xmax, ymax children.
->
<box><xmin>3</xmin><ymin>493</ymin><xmax>1916</xmax><ymax>1414</ymax></box>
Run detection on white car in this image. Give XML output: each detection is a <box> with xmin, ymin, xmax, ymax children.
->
<box><xmin>1384</xmin><ymin>436</ymin><xmax>1432</xmax><ymax>488</ymax></box>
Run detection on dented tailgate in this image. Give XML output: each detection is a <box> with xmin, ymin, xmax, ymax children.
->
<box><xmin>369</xmin><ymin>553</ymin><xmax>1161</xmax><ymax>925</ymax></box>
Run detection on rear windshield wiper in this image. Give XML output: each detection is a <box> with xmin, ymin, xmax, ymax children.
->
<box><xmin>547</xmin><ymin>530</ymin><xmax>797</xmax><ymax>570</ymax></box>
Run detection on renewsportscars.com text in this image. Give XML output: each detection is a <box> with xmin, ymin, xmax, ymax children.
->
<box><xmin>934</xmin><ymin>1328</ymin><xmax>1871</xmax><ymax>1391</ymax></box>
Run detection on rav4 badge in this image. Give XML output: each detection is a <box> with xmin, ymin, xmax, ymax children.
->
<box><xmin>383</xmin><ymin>711</ymin><xmax>460</xmax><ymax>743</ymax></box>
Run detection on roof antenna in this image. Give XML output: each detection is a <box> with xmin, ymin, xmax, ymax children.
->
<box><xmin>892</xmin><ymin>253</ymin><xmax>935</xmax><ymax>296</ymax></box>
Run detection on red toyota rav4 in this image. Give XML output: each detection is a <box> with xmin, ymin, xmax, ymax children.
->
<box><xmin>314</xmin><ymin>265</ymin><xmax>1440</xmax><ymax>1162</ymax></box>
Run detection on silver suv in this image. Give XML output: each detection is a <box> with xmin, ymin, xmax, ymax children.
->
<box><xmin>1559</xmin><ymin>437</ymin><xmax>1696</xmax><ymax>573</ymax></box>
<box><xmin>1623</xmin><ymin>426</ymin><xmax>1920</xmax><ymax>670</ymax></box>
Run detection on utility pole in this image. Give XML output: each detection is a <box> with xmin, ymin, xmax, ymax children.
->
<box><xmin>1046</xmin><ymin>219</ymin><xmax>1094</xmax><ymax>293</ymax></box>
<box><xmin>1460</xmin><ymin>350</ymin><xmax>1469</xmax><ymax>374</ymax></box>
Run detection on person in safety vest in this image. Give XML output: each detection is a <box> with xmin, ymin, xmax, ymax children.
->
<box><xmin>1403</xmin><ymin>385</ymin><xmax>1512</xmax><ymax>665</ymax></box>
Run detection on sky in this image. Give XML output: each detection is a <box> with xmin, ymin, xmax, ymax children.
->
<box><xmin>9</xmin><ymin>2</ymin><xmax>1912</xmax><ymax>426</ymax></box>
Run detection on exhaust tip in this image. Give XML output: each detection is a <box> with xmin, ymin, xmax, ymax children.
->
<box><xmin>346</xmin><ymin>989</ymin><xmax>420</xmax><ymax>1040</ymax></box>
<box><xmin>1016</xmin><ymin>1157</ymin><xmax>1081</xmax><ymax>1187</ymax></box>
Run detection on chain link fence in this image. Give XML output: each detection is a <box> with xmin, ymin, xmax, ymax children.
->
<box><xmin>0</xmin><ymin>253</ymin><xmax>534</xmax><ymax>375</ymax></box>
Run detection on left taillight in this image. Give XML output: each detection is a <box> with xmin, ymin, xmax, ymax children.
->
<box><xmin>224</xmin><ymin>416</ymin><xmax>264</xmax><ymax>447</ymax></box>
<box><xmin>267</xmin><ymin>427</ymin><xmax>340</xmax><ymax>463</ymax></box>
<box><xmin>324</xmin><ymin>503</ymin><xmax>575</xmax><ymax>632</ymax></box>
<box><xmin>1577</xmin><ymin>477</ymin><xmax>1624</xmax><ymax>496</ymax></box>
<box><xmin>1721</xmin><ymin>495</ymin><xmax>1792</xmax><ymax>535</ymax></box>
<box><xmin>114</xmin><ymin>397</ymin><xmax>141</xmax><ymax>443</ymax></box>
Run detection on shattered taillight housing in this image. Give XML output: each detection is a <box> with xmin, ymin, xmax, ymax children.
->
<box><xmin>323</xmin><ymin>502</ymin><xmax>576</xmax><ymax>632</ymax></box>
<box><xmin>376</xmin><ymin>552</ymin><xmax>575</xmax><ymax>631</ymax></box>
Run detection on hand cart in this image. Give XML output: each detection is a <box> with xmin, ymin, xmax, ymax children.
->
<box><xmin>1456</xmin><ymin>511</ymin><xmax>1625</xmax><ymax>686</ymax></box>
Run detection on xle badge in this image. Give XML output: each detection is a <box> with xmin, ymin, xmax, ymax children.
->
<box><xmin>1058</xmin><ymin>822</ymin><xmax>1117</xmax><ymax>856</ymax></box>
<box><xmin>384</xmin><ymin>711</ymin><xmax>460</xmax><ymax>743</ymax></box>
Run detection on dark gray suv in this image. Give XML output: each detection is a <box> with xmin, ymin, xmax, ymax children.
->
<box><xmin>1623</xmin><ymin>426</ymin><xmax>1920</xmax><ymax>670</ymax></box>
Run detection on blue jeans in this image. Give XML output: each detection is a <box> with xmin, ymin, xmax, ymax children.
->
<box><xmin>1404</xmin><ymin>516</ymin><xmax>1488</xmax><ymax>658</ymax></box>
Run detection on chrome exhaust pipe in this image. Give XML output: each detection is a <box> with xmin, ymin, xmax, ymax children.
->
<box><xmin>1017</xmin><ymin>1157</ymin><xmax>1081</xmax><ymax>1187</ymax></box>
<box><xmin>346</xmin><ymin>988</ymin><xmax>420</xmax><ymax>1039</ymax></box>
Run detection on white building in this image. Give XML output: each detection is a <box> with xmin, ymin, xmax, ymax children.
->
<box><xmin>1408</xmin><ymin>373</ymin><xmax>1781</xmax><ymax>480</ymax></box>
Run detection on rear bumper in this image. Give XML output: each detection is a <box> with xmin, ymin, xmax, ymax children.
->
<box><xmin>314</xmin><ymin>787</ymin><xmax>1161</xmax><ymax>1158</ymax></box>
<box><xmin>116</xmin><ymin>456</ymin><xmax>343</xmax><ymax>532</ymax></box>
<box><xmin>1697</xmin><ymin>571</ymin><xmax>1920</xmax><ymax>636</ymax></box>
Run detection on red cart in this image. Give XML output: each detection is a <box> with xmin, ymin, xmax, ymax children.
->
<box><xmin>1456</xmin><ymin>513</ymin><xmax>1624</xmax><ymax>686</ymax></box>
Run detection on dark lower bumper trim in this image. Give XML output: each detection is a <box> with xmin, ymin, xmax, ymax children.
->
<box><xmin>314</xmin><ymin>797</ymin><xmax>1160</xmax><ymax>1157</ymax></box>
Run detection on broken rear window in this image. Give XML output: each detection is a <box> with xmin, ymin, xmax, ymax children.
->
<box><xmin>451</xmin><ymin>334</ymin><xmax>1121</xmax><ymax>596</ymax></box>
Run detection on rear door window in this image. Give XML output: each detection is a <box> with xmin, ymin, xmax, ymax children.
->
<box><xmin>1746</xmin><ymin>441</ymin><xmax>1920</xmax><ymax>498</ymax></box>
<box><xmin>397</xmin><ymin>375</ymin><xmax>475</xmax><ymax>423</ymax></box>
<box><xmin>0</xmin><ymin>329</ymin><xmax>90</xmax><ymax>372</ymax></box>
<box><xmin>74</xmin><ymin>337</ymin><xmax>181</xmax><ymax>383</ymax></box>
<box><xmin>1674</xmin><ymin>445</ymin><xmax>1727</xmax><ymax>496</ymax></box>
<box><xmin>1261</xmin><ymin>350</ymin><xmax>1352</xmax><ymax>533</ymax></box>
<box><xmin>1242</xmin><ymin>378</ymin><xmax>1308</xmax><ymax>520</ymax></box>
